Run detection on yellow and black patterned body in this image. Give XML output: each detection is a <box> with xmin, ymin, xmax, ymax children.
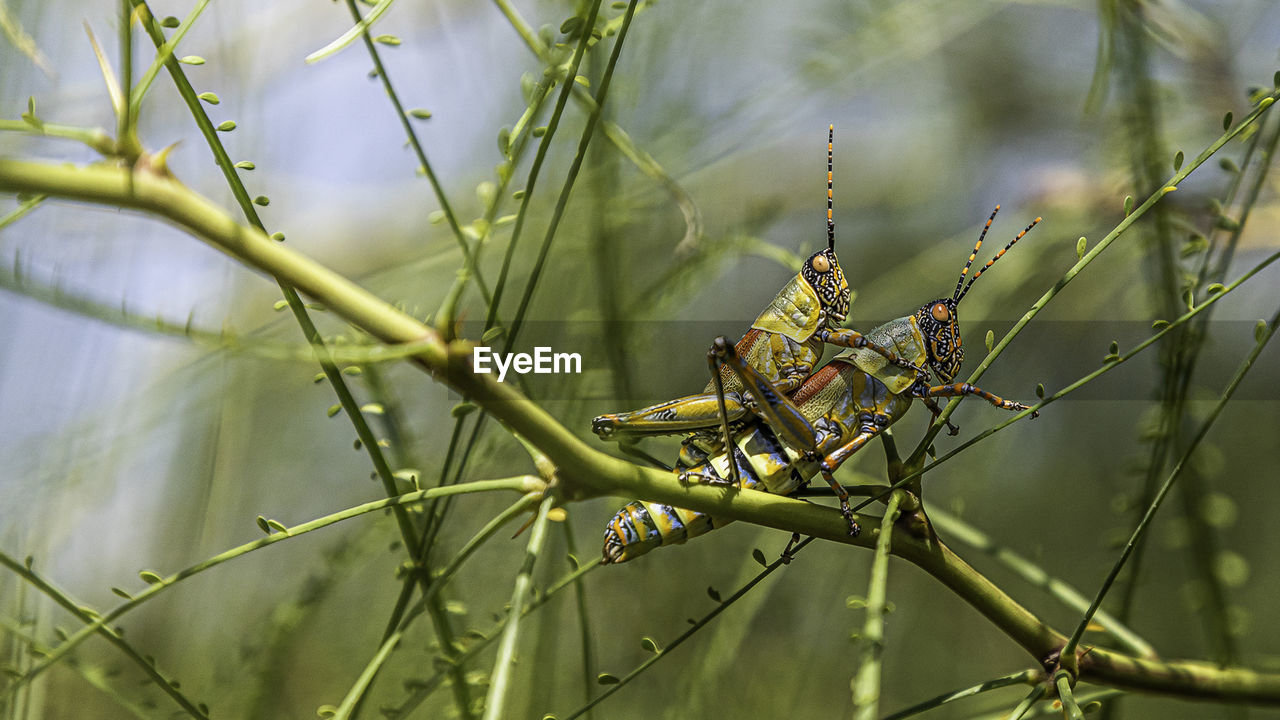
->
<box><xmin>602</xmin><ymin>356</ymin><xmax>911</xmax><ymax>563</ymax></box>
<box><xmin>591</xmin><ymin>245</ymin><xmax>865</xmax><ymax>439</ymax></box>
<box><xmin>602</xmin><ymin>207</ymin><xmax>1047</xmax><ymax>563</ymax></box>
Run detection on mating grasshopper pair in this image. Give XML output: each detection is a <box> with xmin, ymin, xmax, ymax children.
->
<box><xmin>593</xmin><ymin>130</ymin><xmax>1041</xmax><ymax>563</ymax></box>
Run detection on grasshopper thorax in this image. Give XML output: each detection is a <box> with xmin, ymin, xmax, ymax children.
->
<box><xmin>918</xmin><ymin>206</ymin><xmax>1042</xmax><ymax>383</ymax></box>
<box><xmin>801</xmin><ymin>248</ymin><xmax>849</xmax><ymax>324</ymax></box>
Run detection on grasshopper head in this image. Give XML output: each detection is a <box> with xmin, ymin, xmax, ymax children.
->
<box><xmin>801</xmin><ymin>248</ymin><xmax>850</xmax><ymax>324</ymax></box>
<box><xmin>919</xmin><ymin>207</ymin><xmax>1040</xmax><ymax>382</ymax></box>
<box><xmin>917</xmin><ymin>297</ymin><xmax>963</xmax><ymax>382</ymax></box>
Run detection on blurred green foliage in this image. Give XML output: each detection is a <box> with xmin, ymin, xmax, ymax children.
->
<box><xmin>2</xmin><ymin>0</ymin><xmax>1280</xmax><ymax>718</ymax></box>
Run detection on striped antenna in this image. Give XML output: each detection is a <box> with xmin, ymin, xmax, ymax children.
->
<box><xmin>955</xmin><ymin>214</ymin><xmax>1042</xmax><ymax>304</ymax></box>
<box><xmin>952</xmin><ymin>206</ymin><xmax>1000</xmax><ymax>301</ymax></box>
<box><xmin>827</xmin><ymin>124</ymin><xmax>835</xmax><ymax>252</ymax></box>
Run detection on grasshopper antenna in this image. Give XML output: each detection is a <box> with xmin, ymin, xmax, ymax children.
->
<box><xmin>827</xmin><ymin>124</ymin><xmax>835</xmax><ymax>252</ymax></box>
<box><xmin>952</xmin><ymin>205</ymin><xmax>1000</xmax><ymax>302</ymax></box>
<box><xmin>955</xmin><ymin>213</ymin><xmax>1042</xmax><ymax>304</ymax></box>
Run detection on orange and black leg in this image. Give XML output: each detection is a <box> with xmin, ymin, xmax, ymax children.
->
<box><xmin>818</xmin><ymin>328</ymin><xmax>929</xmax><ymax>380</ymax></box>
<box><xmin>922</xmin><ymin>382</ymin><xmax>1039</xmax><ymax>418</ymax></box>
<box><xmin>919</xmin><ymin>397</ymin><xmax>961</xmax><ymax>435</ymax></box>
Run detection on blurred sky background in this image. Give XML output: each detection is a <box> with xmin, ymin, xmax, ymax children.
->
<box><xmin>3</xmin><ymin>1</ymin><xmax>1280</xmax><ymax>718</ymax></box>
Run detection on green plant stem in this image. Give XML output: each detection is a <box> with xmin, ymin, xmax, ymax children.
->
<box><xmin>1062</xmin><ymin>298</ymin><xmax>1280</xmax><ymax>664</ymax></box>
<box><xmin>927</xmin><ymin>508</ymin><xmax>1155</xmax><ymax>659</ymax></box>
<box><xmin>330</xmin><ymin>492</ymin><xmax>538</xmax><ymax>719</ymax></box>
<box><xmin>389</xmin><ymin>560</ymin><xmax>598</xmax><ymax>715</ymax></box>
<box><xmin>564</xmin><ymin>537</ymin><xmax>815</xmax><ymax>720</ymax></box>
<box><xmin>857</xmin><ymin>244</ymin><xmax>1280</xmax><ymax>511</ymax></box>
<box><xmin>851</xmin><ymin>492</ymin><xmax>903</xmax><ymax>720</ymax></box>
<box><xmin>338</xmin><ymin>2</ymin><xmax>502</xmax><ymax>713</ymax></box>
<box><xmin>502</xmin><ymin>0</ymin><xmax>637</xmax><ymax>359</ymax></box>
<box><xmin>0</xmin><ymin>553</ymin><xmax>209</xmax><ymax>719</ymax></box>
<box><xmin>0</xmin><ymin>193</ymin><xmax>42</xmax><ymax>229</ymax></box>
<box><xmin>482</xmin><ymin>495</ymin><xmax>556</xmax><ymax>720</ymax></box>
<box><xmin>342</xmin><ymin>0</ymin><xmax>491</xmax><ymax>307</ymax></box>
<box><xmin>905</xmin><ymin>88</ymin><xmax>1279</xmax><ymax>467</ymax></box>
<box><xmin>972</xmin><ymin>690</ymin><xmax>1124</xmax><ymax>720</ymax></box>
<box><xmin>117</xmin><ymin>0</ymin><xmax>133</xmax><ymax>151</ymax></box>
<box><xmin>492</xmin><ymin>0</ymin><xmax>703</xmax><ymax>251</ymax></box>
<box><xmin>0</xmin><ymin>614</ymin><xmax>154</xmax><ymax>719</ymax></box>
<box><xmin>562</xmin><ymin>522</ymin><xmax>597</xmax><ymax>716</ymax></box>
<box><xmin>1007</xmin><ymin>683</ymin><xmax>1048</xmax><ymax>720</ymax></box>
<box><xmin>0</xmin><ymin>477</ymin><xmax>538</xmax><ymax>699</ymax></box>
<box><xmin>1055</xmin><ymin>670</ymin><xmax>1085</xmax><ymax>720</ymax></box>
<box><xmin>128</xmin><ymin>0</ymin><xmax>208</xmax><ymax>117</ymax></box>
<box><xmin>415</xmin><ymin>0</ymin><xmax>616</xmax><ymax>617</ymax></box>
<box><xmin>881</xmin><ymin>669</ymin><xmax>1042</xmax><ymax>720</ymax></box>
<box><xmin>128</xmin><ymin>8</ymin><xmax>445</xmax><ymax>649</ymax></box>
<box><xmin>6</xmin><ymin>159</ymin><xmax>1280</xmax><ymax>706</ymax></box>
<box><xmin>305</xmin><ymin>0</ymin><xmax>393</xmax><ymax>63</ymax></box>
<box><xmin>484</xmin><ymin>0</ymin><xmax>603</xmax><ymax>332</ymax></box>
<box><xmin>0</xmin><ymin>119</ymin><xmax>115</xmax><ymax>154</ymax></box>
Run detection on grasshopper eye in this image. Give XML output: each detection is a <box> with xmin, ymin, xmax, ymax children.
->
<box><xmin>931</xmin><ymin>303</ymin><xmax>950</xmax><ymax>322</ymax></box>
<box><xmin>811</xmin><ymin>254</ymin><xmax>832</xmax><ymax>273</ymax></box>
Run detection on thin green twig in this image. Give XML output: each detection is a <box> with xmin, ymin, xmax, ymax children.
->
<box><xmin>128</xmin><ymin>1</ymin><xmax>208</xmax><ymax>117</ymax></box>
<box><xmin>562</xmin><ymin>521</ymin><xmax>597</xmax><ymax>717</ymax></box>
<box><xmin>0</xmin><ymin>477</ymin><xmax>538</xmax><ymax>700</ymax></box>
<box><xmin>563</xmin><ymin>537</ymin><xmax>815</xmax><ymax>719</ymax></box>
<box><xmin>342</xmin><ymin>0</ymin><xmax>492</xmax><ymax>306</ymax></box>
<box><xmin>482</xmin><ymin>495</ymin><xmax>557</xmax><ymax>720</ymax></box>
<box><xmin>0</xmin><ymin>119</ymin><xmax>114</xmax><ymax>155</ymax></box>
<box><xmin>971</xmin><ymin>689</ymin><xmax>1124</xmax><ymax>720</ymax></box>
<box><xmin>388</xmin><ymin>559</ymin><xmax>600</xmax><ymax>716</ymax></box>
<box><xmin>927</xmin><ymin>508</ymin><xmax>1155</xmax><ymax>659</ymax></box>
<box><xmin>0</xmin><ymin>193</ymin><xmax>42</xmax><ymax>229</ymax></box>
<box><xmin>491</xmin><ymin>0</ymin><xmax>703</xmax><ymax>252</ymax></box>
<box><xmin>502</xmin><ymin>0</ymin><xmax>638</xmax><ymax>357</ymax></box>
<box><xmin>1006</xmin><ymin>683</ymin><xmax>1048</xmax><ymax>720</ymax></box>
<box><xmin>881</xmin><ymin>668</ymin><xmax>1041</xmax><ymax>720</ymax></box>
<box><xmin>1062</xmin><ymin>298</ymin><xmax>1280</xmax><ymax>664</ymax></box>
<box><xmin>1055</xmin><ymin>670</ymin><xmax>1085</xmax><ymax>720</ymax></box>
<box><xmin>0</xmin><ymin>614</ymin><xmax>152</xmax><ymax>720</ymax></box>
<box><xmin>484</xmin><ymin>0</ymin><xmax>604</xmax><ymax>332</ymax></box>
<box><xmin>851</xmin><ymin>492</ymin><xmax>903</xmax><ymax>720</ymax></box>
<box><xmin>117</xmin><ymin>0</ymin><xmax>133</xmax><ymax>155</ymax></box>
<box><xmin>0</xmin><ymin>553</ymin><xmax>209</xmax><ymax>719</ymax></box>
<box><xmin>904</xmin><ymin>88</ymin><xmax>1279</xmax><ymax>467</ymax></box>
<box><xmin>305</xmin><ymin>0</ymin><xmax>393</xmax><ymax>63</ymax></box>
<box><xmin>330</xmin><ymin>493</ymin><xmax>538</xmax><ymax>719</ymax></box>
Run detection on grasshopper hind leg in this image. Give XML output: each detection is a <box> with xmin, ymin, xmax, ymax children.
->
<box><xmin>591</xmin><ymin>393</ymin><xmax>751</xmax><ymax>439</ymax></box>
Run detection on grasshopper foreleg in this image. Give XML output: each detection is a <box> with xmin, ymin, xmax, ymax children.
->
<box><xmin>921</xmin><ymin>382</ymin><xmax>1039</xmax><ymax>418</ymax></box>
<box><xmin>817</xmin><ymin>327</ymin><xmax>929</xmax><ymax>379</ymax></box>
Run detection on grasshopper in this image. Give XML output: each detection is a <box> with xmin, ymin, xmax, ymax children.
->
<box><xmin>602</xmin><ymin>208</ymin><xmax>1041</xmax><ymax>561</ymax></box>
<box><xmin>592</xmin><ymin>127</ymin><xmax>925</xmax><ymax>482</ymax></box>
